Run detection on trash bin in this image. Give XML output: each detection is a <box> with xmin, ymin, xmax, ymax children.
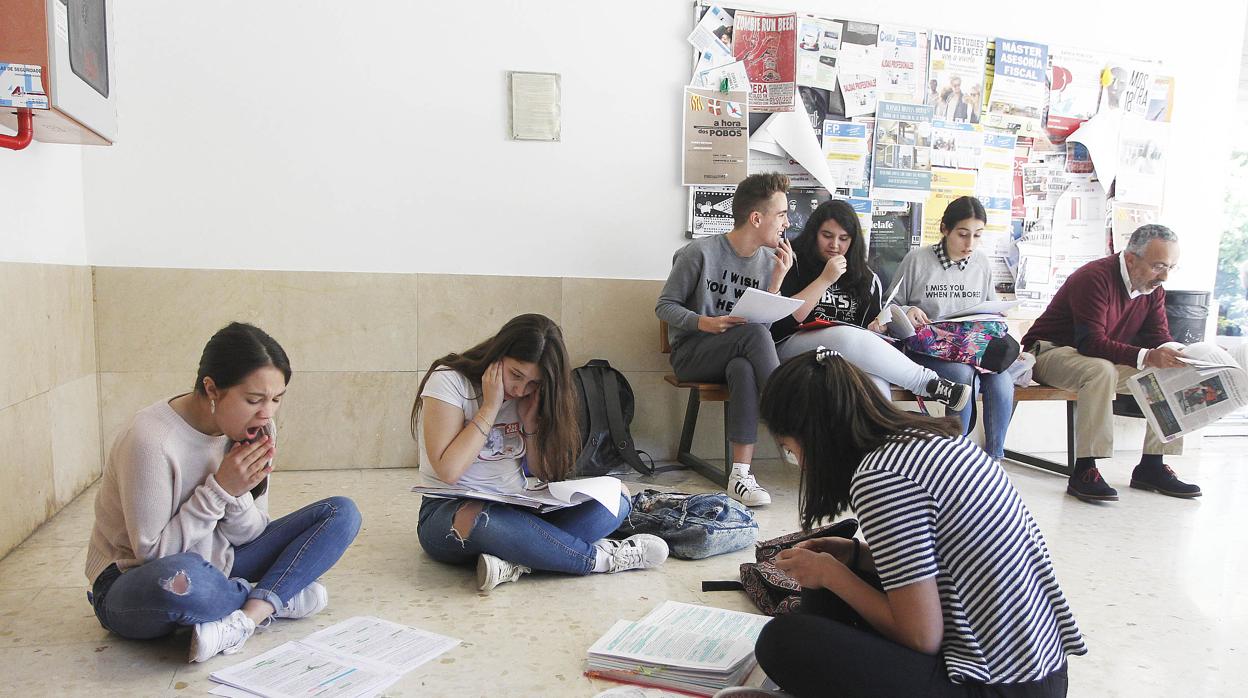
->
<box><xmin>1164</xmin><ymin>290</ymin><xmax>1210</xmax><ymax>345</ymax></box>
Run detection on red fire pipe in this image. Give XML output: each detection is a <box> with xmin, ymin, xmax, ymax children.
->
<box><xmin>0</xmin><ymin>108</ymin><xmax>34</xmax><ymax>150</ymax></box>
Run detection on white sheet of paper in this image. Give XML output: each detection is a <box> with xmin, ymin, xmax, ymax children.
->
<box><xmin>1067</xmin><ymin>110</ymin><xmax>1122</xmax><ymax>191</ymax></box>
<box><xmin>752</xmin><ymin>98</ymin><xmax>840</xmax><ymax>192</ymax></box>
<box><xmin>729</xmin><ymin>287</ymin><xmax>804</xmax><ymax>324</ymax></box>
<box><xmin>210</xmin><ymin>616</ymin><xmax>458</xmax><ymax>698</ymax></box>
<box><xmin>939</xmin><ymin>300</ymin><xmax>1019</xmax><ymax>320</ymax></box>
<box><xmin>694</xmin><ymin>61</ymin><xmax>749</xmax><ymax>92</ymax></box>
<box><xmin>210</xmin><ymin>643</ymin><xmax>398</xmax><ymax>698</ymax></box>
<box><xmin>302</xmin><ymin>616</ymin><xmax>460</xmax><ymax>675</ymax></box>
<box><xmin>546</xmin><ymin>476</ymin><xmax>623</xmax><ymax>516</ymax></box>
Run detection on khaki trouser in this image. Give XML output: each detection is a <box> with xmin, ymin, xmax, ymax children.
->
<box><xmin>1030</xmin><ymin>341</ymin><xmax>1183</xmax><ymax>459</ymax></box>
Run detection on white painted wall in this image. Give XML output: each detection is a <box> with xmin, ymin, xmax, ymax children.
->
<box><xmin>81</xmin><ymin>1</ymin><xmax>1245</xmax><ymax>286</ymax></box>
<box><xmin>0</xmin><ymin>141</ymin><xmax>87</xmax><ymax>265</ymax></box>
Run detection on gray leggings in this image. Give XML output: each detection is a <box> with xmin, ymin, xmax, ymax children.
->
<box><xmin>670</xmin><ymin>323</ymin><xmax>779</xmax><ymax>445</ymax></box>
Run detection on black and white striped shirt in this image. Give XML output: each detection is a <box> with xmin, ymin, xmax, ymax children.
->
<box><xmin>850</xmin><ymin>431</ymin><xmax>1086</xmax><ymax>684</ymax></box>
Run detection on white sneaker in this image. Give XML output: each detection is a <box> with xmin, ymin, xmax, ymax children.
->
<box><xmin>275</xmin><ymin>581</ymin><xmax>328</xmax><ymax>619</ymax></box>
<box><xmin>477</xmin><ymin>553</ymin><xmax>531</xmax><ymax>592</ymax></box>
<box><xmin>728</xmin><ymin>465</ymin><xmax>771</xmax><ymax>507</ymax></box>
<box><xmin>595</xmin><ymin>534</ymin><xmax>669</xmax><ymax>573</ymax></box>
<box><xmin>189</xmin><ymin>609</ymin><xmax>256</xmax><ymax>663</ymax></box>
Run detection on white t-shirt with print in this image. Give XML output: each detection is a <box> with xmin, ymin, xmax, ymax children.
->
<box><xmin>418</xmin><ymin>368</ymin><xmax>528</xmax><ymax>495</ymax></box>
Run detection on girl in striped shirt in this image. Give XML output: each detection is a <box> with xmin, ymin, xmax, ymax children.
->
<box><xmin>751</xmin><ymin>347</ymin><xmax>1085</xmax><ymax>697</ymax></box>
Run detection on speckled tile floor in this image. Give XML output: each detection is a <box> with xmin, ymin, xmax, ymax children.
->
<box><xmin>1</xmin><ymin>439</ymin><xmax>1245</xmax><ymax>697</ymax></box>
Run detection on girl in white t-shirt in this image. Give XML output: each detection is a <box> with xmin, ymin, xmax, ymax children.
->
<box><xmin>412</xmin><ymin>314</ymin><xmax>668</xmax><ymax>591</ymax></box>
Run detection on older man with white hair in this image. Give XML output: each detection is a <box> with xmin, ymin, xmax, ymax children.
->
<box><xmin>1022</xmin><ymin>224</ymin><xmax>1238</xmax><ymax>503</ymax></box>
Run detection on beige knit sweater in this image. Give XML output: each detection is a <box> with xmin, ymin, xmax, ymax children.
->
<box><xmin>85</xmin><ymin>397</ymin><xmax>271</xmax><ymax>584</ymax></box>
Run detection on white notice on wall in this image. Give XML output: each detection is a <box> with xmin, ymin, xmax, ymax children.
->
<box><xmin>509</xmin><ymin>72</ymin><xmax>561</xmax><ymax>141</ymax></box>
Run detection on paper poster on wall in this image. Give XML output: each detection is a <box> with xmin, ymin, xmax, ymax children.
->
<box><xmin>1047</xmin><ymin>46</ymin><xmax>1106</xmax><ymax>140</ymax></box>
<box><xmin>733</xmin><ymin>11</ymin><xmax>798</xmax><ymax>112</ymax></box>
<box><xmin>689</xmin><ymin>4</ymin><xmax>735</xmax><ymax>72</ymax></box>
<box><xmin>871</xmin><ymin>101</ymin><xmax>933</xmax><ymax>203</ymax></box>
<box><xmin>1051</xmin><ymin>176</ymin><xmax>1109</xmax><ymax>289</ymax></box>
<box><xmin>689</xmin><ymin>187</ymin><xmax>736</xmax><ymax>238</ymax></box>
<box><xmin>979</xmin><ymin>132</ymin><xmax>1018</xmax><ymax>291</ymax></box>
<box><xmin>798</xmin><ymin>86</ymin><xmax>832</xmax><ymax>145</ymax></box>
<box><xmin>683</xmin><ymin>87</ymin><xmax>749</xmax><ymax>186</ymax></box>
<box><xmin>1115</xmin><ymin>118</ymin><xmax>1168</xmax><ymax>205</ymax></box>
<box><xmin>836</xmin><ymin>20</ymin><xmax>880</xmax><ymax>117</ymax></box>
<box><xmin>841</xmin><ymin>196</ymin><xmax>873</xmax><ymax>240</ymax></box>
<box><xmin>921</xmin><ymin>168</ymin><xmax>978</xmax><ymax>245</ymax></box>
<box><xmin>795</xmin><ymin>16</ymin><xmax>841</xmax><ymax>91</ymax></box>
<box><xmin>1014</xmin><ymin>236</ymin><xmax>1055</xmax><ymax>313</ymax></box>
<box><xmin>1099</xmin><ymin>59</ymin><xmax>1151</xmax><ymax>118</ymax></box>
<box><xmin>1110</xmin><ymin>199</ymin><xmax>1160</xmax><ymax>252</ymax></box>
<box><xmin>984</xmin><ymin>38</ymin><xmax>1048</xmax><ymax>136</ymax></box>
<box><xmin>784</xmin><ymin>188</ymin><xmax>834</xmax><ymax>237</ymax></box>
<box><xmin>821</xmin><ymin>120</ymin><xmax>870</xmax><ymax>191</ymax></box>
<box><xmin>869</xmin><ymin>204</ymin><xmax>916</xmax><ymax>292</ymax></box>
<box><xmin>877</xmin><ymin>25</ymin><xmax>927</xmax><ymax>104</ymax></box>
<box><xmin>927</xmin><ymin>31</ymin><xmax>988</xmax><ymax>124</ymax></box>
<box><xmin>930</xmin><ymin>119</ymin><xmax>981</xmax><ymax>169</ymax></box>
<box><xmin>1146</xmin><ymin>75</ymin><xmax>1175</xmax><ymax>122</ymax></box>
<box><xmin>849</xmin><ymin>116</ymin><xmax>875</xmax><ymax>199</ymax></box>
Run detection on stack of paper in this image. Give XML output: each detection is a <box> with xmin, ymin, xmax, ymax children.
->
<box><xmin>209</xmin><ymin>616</ymin><xmax>458</xmax><ymax>698</ymax></box>
<box><xmin>586</xmin><ymin>601</ymin><xmax>770</xmax><ymax>696</ymax></box>
<box><xmin>412</xmin><ymin>476</ymin><xmax>623</xmax><ymax>515</ymax></box>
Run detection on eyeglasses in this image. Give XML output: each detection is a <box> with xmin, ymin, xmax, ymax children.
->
<box><xmin>1149</xmin><ymin>262</ymin><xmax>1179</xmax><ymax>273</ymax></box>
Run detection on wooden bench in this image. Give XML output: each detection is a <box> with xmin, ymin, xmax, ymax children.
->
<box><xmin>660</xmin><ymin>321</ymin><xmax>735</xmax><ymax>487</ymax></box>
<box><xmin>660</xmin><ymin>320</ymin><xmax>1079</xmax><ymax>483</ymax></box>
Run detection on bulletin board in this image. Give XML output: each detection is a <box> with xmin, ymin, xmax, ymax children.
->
<box><xmin>682</xmin><ymin>1</ymin><xmax>1173</xmax><ymax>308</ymax></box>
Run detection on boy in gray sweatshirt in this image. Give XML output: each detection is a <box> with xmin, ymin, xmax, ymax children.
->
<box><xmin>656</xmin><ymin>173</ymin><xmax>794</xmax><ymax>506</ymax></box>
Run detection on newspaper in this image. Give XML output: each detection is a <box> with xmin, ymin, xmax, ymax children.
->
<box><xmin>733</xmin><ymin>11</ymin><xmax>798</xmax><ymax>112</ymax></box>
<box><xmin>1127</xmin><ymin>350</ymin><xmax>1248</xmax><ymax>443</ymax></box>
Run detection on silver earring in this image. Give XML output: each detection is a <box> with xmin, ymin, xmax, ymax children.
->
<box><xmin>210</xmin><ymin>399</ymin><xmax>216</xmax><ymax>414</ymax></box>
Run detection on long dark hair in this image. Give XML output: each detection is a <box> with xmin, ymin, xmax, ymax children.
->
<box><xmin>792</xmin><ymin>200</ymin><xmax>872</xmax><ymax>299</ymax></box>
<box><xmin>194</xmin><ymin>322</ymin><xmax>291</xmax><ymax>394</ymax></box>
<box><xmin>410</xmin><ymin>313</ymin><xmax>579</xmax><ymax>481</ymax></box>
<box><xmin>760</xmin><ymin>349</ymin><xmax>960</xmax><ymax>530</ymax></box>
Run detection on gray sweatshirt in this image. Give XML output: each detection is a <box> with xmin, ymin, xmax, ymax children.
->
<box><xmin>656</xmin><ymin>234</ymin><xmax>777</xmax><ymax>349</ymax></box>
<box><xmin>888</xmin><ymin>244</ymin><xmax>996</xmax><ymax>320</ymax></box>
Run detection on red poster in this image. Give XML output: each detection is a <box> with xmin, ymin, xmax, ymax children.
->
<box><xmin>732</xmin><ymin>11</ymin><xmax>797</xmax><ymax>113</ymax></box>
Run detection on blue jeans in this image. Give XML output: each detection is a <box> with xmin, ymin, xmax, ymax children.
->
<box><xmin>909</xmin><ymin>353</ymin><xmax>1014</xmax><ymax>460</ymax></box>
<box><xmin>90</xmin><ymin>496</ymin><xmax>361</xmax><ymax>639</ymax></box>
<box><xmin>417</xmin><ymin>495</ymin><xmax>630</xmax><ymax>575</ymax></box>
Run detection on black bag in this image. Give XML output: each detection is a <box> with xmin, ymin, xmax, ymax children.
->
<box><xmin>702</xmin><ymin>519</ymin><xmax>860</xmax><ymax>616</ymax></box>
<box><xmin>572</xmin><ymin>359</ymin><xmax>654</xmax><ymax>476</ymax></box>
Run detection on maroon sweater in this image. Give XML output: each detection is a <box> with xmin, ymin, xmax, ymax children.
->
<box><xmin>1021</xmin><ymin>254</ymin><xmax>1171</xmax><ymax>366</ymax></box>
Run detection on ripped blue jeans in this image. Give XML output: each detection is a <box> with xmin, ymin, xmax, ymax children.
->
<box><xmin>416</xmin><ymin>495</ymin><xmax>630</xmax><ymax>575</ymax></box>
<box><xmin>89</xmin><ymin>496</ymin><xmax>361</xmax><ymax>639</ymax></box>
